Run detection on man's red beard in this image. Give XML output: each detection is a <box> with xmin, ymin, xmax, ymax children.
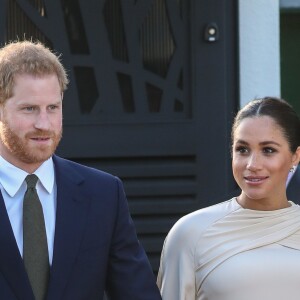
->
<box><xmin>0</xmin><ymin>120</ymin><xmax>62</xmax><ymax>164</ymax></box>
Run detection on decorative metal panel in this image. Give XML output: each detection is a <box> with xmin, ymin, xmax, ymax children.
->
<box><xmin>3</xmin><ymin>0</ymin><xmax>191</xmax><ymax>123</ymax></box>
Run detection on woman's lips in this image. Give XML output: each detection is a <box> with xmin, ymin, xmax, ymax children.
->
<box><xmin>244</xmin><ymin>175</ymin><xmax>268</xmax><ymax>184</ymax></box>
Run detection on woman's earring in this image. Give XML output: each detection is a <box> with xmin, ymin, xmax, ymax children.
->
<box><xmin>290</xmin><ymin>166</ymin><xmax>297</xmax><ymax>173</ymax></box>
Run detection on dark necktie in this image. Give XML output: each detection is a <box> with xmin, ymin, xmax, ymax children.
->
<box><xmin>23</xmin><ymin>174</ymin><xmax>49</xmax><ymax>300</ymax></box>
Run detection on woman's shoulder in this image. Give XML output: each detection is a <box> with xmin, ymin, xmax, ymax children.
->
<box><xmin>166</xmin><ymin>198</ymin><xmax>239</xmax><ymax>246</ymax></box>
<box><xmin>158</xmin><ymin>198</ymin><xmax>241</xmax><ymax>285</ymax></box>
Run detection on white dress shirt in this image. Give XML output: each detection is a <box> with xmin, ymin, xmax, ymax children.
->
<box><xmin>0</xmin><ymin>156</ymin><xmax>57</xmax><ymax>264</ymax></box>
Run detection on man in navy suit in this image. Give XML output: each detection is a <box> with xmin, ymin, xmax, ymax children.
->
<box><xmin>0</xmin><ymin>40</ymin><xmax>161</xmax><ymax>299</ymax></box>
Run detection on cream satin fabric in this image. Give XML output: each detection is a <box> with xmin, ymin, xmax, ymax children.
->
<box><xmin>157</xmin><ymin>198</ymin><xmax>300</xmax><ymax>300</ymax></box>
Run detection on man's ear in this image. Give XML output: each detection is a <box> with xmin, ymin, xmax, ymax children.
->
<box><xmin>0</xmin><ymin>101</ymin><xmax>7</xmax><ymax>121</ymax></box>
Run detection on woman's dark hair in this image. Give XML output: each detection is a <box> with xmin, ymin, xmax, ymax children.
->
<box><xmin>231</xmin><ymin>97</ymin><xmax>300</xmax><ymax>153</ymax></box>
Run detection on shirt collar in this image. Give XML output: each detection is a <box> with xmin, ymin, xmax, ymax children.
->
<box><xmin>0</xmin><ymin>156</ymin><xmax>55</xmax><ymax>197</ymax></box>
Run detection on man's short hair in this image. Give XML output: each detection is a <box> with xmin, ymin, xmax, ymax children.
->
<box><xmin>0</xmin><ymin>40</ymin><xmax>69</xmax><ymax>104</ymax></box>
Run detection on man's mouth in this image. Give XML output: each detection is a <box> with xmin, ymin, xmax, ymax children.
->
<box><xmin>32</xmin><ymin>137</ymin><xmax>49</xmax><ymax>140</ymax></box>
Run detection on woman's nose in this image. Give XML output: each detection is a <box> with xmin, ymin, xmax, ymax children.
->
<box><xmin>246</xmin><ymin>153</ymin><xmax>262</xmax><ymax>171</ymax></box>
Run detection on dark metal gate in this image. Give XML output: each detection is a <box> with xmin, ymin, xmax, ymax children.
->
<box><xmin>0</xmin><ymin>0</ymin><xmax>238</xmax><ymax>272</ymax></box>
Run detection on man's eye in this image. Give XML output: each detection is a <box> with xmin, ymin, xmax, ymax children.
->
<box><xmin>24</xmin><ymin>107</ymin><xmax>35</xmax><ymax>111</ymax></box>
<box><xmin>49</xmin><ymin>105</ymin><xmax>59</xmax><ymax>110</ymax></box>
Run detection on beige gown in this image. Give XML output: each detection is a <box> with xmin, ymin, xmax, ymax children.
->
<box><xmin>157</xmin><ymin>198</ymin><xmax>300</xmax><ymax>300</ymax></box>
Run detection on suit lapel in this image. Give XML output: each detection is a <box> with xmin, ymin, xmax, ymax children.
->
<box><xmin>47</xmin><ymin>156</ymin><xmax>91</xmax><ymax>300</ymax></box>
<box><xmin>0</xmin><ymin>192</ymin><xmax>34</xmax><ymax>300</ymax></box>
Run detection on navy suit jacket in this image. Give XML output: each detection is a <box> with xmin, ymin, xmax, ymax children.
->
<box><xmin>0</xmin><ymin>155</ymin><xmax>161</xmax><ymax>299</ymax></box>
<box><xmin>287</xmin><ymin>165</ymin><xmax>300</xmax><ymax>205</ymax></box>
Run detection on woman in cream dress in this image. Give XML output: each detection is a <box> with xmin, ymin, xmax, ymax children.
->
<box><xmin>157</xmin><ymin>97</ymin><xmax>300</xmax><ymax>300</ymax></box>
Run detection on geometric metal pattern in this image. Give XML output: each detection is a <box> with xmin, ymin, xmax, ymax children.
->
<box><xmin>4</xmin><ymin>0</ymin><xmax>190</xmax><ymax>121</ymax></box>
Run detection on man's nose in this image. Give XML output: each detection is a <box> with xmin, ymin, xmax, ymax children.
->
<box><xmin>34</xmin><ymin>111</ymin><xmax>50</xmax><ymax>130</ymax></box>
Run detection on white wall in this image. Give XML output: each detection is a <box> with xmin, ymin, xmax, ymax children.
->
<box><xmin>238</xmin><ymin>0</ymin><xmax>280</xmax><ymax>107</ymax></box>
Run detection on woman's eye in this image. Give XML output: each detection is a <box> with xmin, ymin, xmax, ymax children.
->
<box><xmin>263</xmin><ymin>147</ymin><xmax>276</xmax><ymax>154</ymax></box>
<box><xmin>235</xmin><ymin>146</ymin><xmax>248</xmax><ymax>154</ymax></box>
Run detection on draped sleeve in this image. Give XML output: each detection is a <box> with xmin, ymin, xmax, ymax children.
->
<box><xmin>157</xmin><ymin>199</ymin><xmax>240</xmax><ymax>300</ymax></box>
